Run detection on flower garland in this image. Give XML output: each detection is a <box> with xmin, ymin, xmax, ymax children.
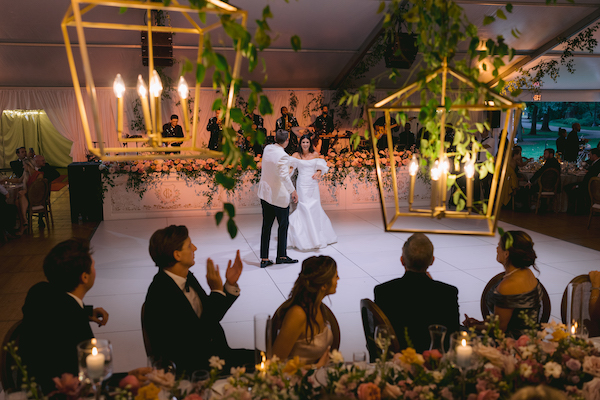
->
<box><xmin>98</xmin><ymin>149</ymin><xmax>416</xmax><ymax>201</ymax></box>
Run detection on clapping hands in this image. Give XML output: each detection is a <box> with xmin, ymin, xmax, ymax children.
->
<box><xmin>206</xmin><ymin>250</ymin><xmax>244</xmax><ymax>291</ymax></box>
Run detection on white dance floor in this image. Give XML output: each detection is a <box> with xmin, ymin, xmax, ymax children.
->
<box><xmin>88</xmin><ymin>209</ymin><xmax>600</xmax><ymax>373</ymax></box>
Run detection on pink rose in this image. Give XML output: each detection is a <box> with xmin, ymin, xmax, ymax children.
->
<box><xmin>566</xmin><ymin>358</ymin><xmax>581</xmax><ymax>371</ymax></box>
<box><xmin>441</xmin><ymin>386</ymin><xmax>454</xmax><ymax>400</ymax></box>
<box><xmin>539</xmin><ymin>340</ymin><xmax>558</xmax><ymax>355</ymax></box>
<box><xmin>119</xmin><ymin>375</ymin><xmax>140</xmax><ymax>394</ymax></box>
<box><xmin>583</xmin><ymin>377</ymin><xmax>600</xmax><ymax>400</ymax></box>
<box><xmin>51</xmin><ymin>373</ymin><xmax>82</xmax><ymax>399</ymax></box>
<box><xmin>131</xmin><ymin>166</ymin><xmax>138</xmax><ymax>172</ymax></box>
<box><xmin>477</xmin><ymin>389</ymin><xmax>500</xmax><ymax>400</ymax></box>
<box><xmin>382</xmin><ymin>383</ymin><xmax>401</xmax><ymax>398</ymax></box>
<box><xmin>357</xmin><ymin>382</ymin><xmax>381</xmax><ymax>400</ymax></box>
<box><xmin>516</xmin><ymin>335</ymin><xmax>530</xmax><ymax>347</ymax></box>
<box><xmin>423</xmin><ymin>349</ymin><xmax>443</xmax><ymax>361</ymax></box>
<box><xmin>108</xmin><ymin>167</ymin><xmax>116</xmax><ymax>174</ymax></box>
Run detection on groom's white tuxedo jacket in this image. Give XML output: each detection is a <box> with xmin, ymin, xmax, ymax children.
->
<box><xmin>258</xmin><ymin>143</ymin><xmax>296</xmax><ymax>208</ymax></box>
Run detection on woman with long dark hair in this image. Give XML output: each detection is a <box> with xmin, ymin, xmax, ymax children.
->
<box><xmin>464</xmin><ymin>230</ymin><xmax>542</xmax><ymax>337</ymax></box>
<box><xmin>288</xmin><ymin>135</ymin><xmax>337</xmax><ymax>250</ymax></box>
<box><xmin>272</xmin><ymin>256</ymin><xmax>339</xmax><ymax>366</ymax></box>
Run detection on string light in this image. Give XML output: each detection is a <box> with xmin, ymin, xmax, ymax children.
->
<box><xmin>3</xmin><ymin>110</ymin><xmax>44</xmax><ymax>117</ymax></box>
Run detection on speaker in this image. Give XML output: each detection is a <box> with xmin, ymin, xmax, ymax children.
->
<box><xmin>141</xmin><ymin>32</ymin><xmax>173</xmax><ymax>67</ymax></box>
<box><xmin>384</xmin><ymin>33</ymin><xmax>418</xmax><ymax>69</ymax></box>
<box><xmin>487</xmin><ymin>110</ymin><xmax>501</xmax><ymax>129</ymax></box>
<box><xmin>68</xmin><ymin>162</ymin><xmax>103</xmax><ymax>223</ymax></box>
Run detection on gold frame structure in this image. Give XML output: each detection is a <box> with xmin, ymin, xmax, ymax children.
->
<box><xmin>368</xmin><ymin>59</ymin><xmax>524</xmax><ymax>236</ymax></box>
<box><xmin>61</xmin><ymin>0</ymin><xmax>247</xmax><ymax>161</ymax></box>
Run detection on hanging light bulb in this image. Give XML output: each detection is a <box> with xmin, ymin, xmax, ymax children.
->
<box><xmin>113</xmin><ymin>74</ymin><xmax>125</xmax><ymax>99</ymax></box>
<box><xmin>177</xmin><ymin>76</ymin><xmax>189</xmax><ymax>100</ymax></box>
<box><xmin>149</xmin><ymin>70</ymin><xmax>163</xmax><ymax>98</ymax></box>
<box><xmin>137</xmin><ymin>75</ymin><xmax>148</xmax><ymax>98</ymax></box>
<box><xmin>431</xmin><ymin>160</ymin><xmax>441</xmax><ymax>181</ymax></box>
<box><xmin>409</xmin><ymin>154</ymin><xmax>419</xmax><ymax>176</ymax></box>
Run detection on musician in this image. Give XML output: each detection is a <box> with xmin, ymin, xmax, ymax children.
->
<box><xmin>207</xmin><ymin>110</ymin><xmax>223</xmax><ymax>151</ymax></box>
<box><xmin>373</xmin><ymin>116</ymin><xmax>400</xmax><ymax>151</ymax></box>
<box><xmin>243</xmin><ymin>109</ymin><xmax>267</xmax><ymax>155</ymax></box>
<box><xmin>162</xmin><ymin>114</ymin><xmax>184</xmax><ymax>148</ymax></box>
<box><xmin>276</xmin><ymin>107</ymin><xmax>299</xmax><ymax>155</ymax></box>
<box><xmin>312</xmin><ymin>105</ymin><xmax>334</xmax><ymax>156</ymax></box>
<box><xmin>398</xmin><ymin>123</ymin><xmax>415</xmax><ymax>150</ymax></box>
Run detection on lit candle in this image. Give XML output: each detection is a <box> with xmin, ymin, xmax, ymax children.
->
<box><xmin>113</xmin><ymin>74</ymin><xmax>125</xmax><ymax>135</ymax></box>
<box><xmin>464</xmin><ymin>153</ymin><xmax>475</xmax><ymax>210</ymax></box>
<box><xmin>455</xmin><ymin>338</ymin><xmax>472</xmax><ymax>368</ymax></box>
<box><xmin>136</xmin><ymin>75</ymin><xmax>153</xmax><ymax>135</ymax></box>
<box><xmin>86</xmin><ymin>346</ymin><xmax>105</xmax><ymax>380</ymax></box>
<box><xmin>178</xmin><ymin>76</ymin><xmax>190</xmax><ymax>135</ymax></box>
<box><xmin>431</xmin><ymin>160</ymin><xmax>441</xmax><ymax>209</ymax></box>
<box><xmin>408</xmin><ymin>155</ymin><xmax>418</xmax><ymax>208</ymax></box>
<box><xmin>150</xmin><ymin>70</ymin><xmax>163</xmax><ymax>132</ymax></box>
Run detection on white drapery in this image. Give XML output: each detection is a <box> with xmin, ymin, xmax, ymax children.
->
<box><xmin>0</xmin><ymin>87</ymin><xmax>486</xmax><ymax>163</ymax></box>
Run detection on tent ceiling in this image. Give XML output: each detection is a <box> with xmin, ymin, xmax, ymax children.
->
<box><xmin>1</xmin><ymin>0</ymin><xmax>600</xmax><ymax>99</ymax></box>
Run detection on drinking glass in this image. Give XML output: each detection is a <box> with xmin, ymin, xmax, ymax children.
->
<box><xmin>353</xmin><ymin>351</ymin><xmax>367</xmax><ymax>369</ymax></box>
<box><xmin>428</xmin><ymin>324</ymin><xmax>447</xmax><ymax>354</ymax></box>
<box><xmin>567</xmin><ymin>282</ymin><xmax>590</xmax><ymax>339</ymax></box>
<box><xmin>77</xmin><ymin>339</ymin><xmax>113</xmax><ymax>400</ymax></box>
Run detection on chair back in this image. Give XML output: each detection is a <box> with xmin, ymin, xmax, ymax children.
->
<box><xmin>480</xmin><ymin>272</ymin><xmax>551</xmax><ymax>324</ymax></box>
<box><xmin>269</xmin><ymin>303</ymin><xmax>341</xmax><ymax>357</ymax></box>
<box><xmin>141</xmin><ymin>303</ymin><xmax>153</xmax><ymax>358</ymax></box>
<box><xmin>360</xmin><ymin>299</ymin><xmax>400</xmax><ymax>362</ymax></box>
<box><xmin>539</xmin><ymin>168</ymin><xmax>560</xmax><ymax>194</ymax></box>
<box><xmin>28</xmin><ymin>178</ymin><xmax>48</xmax><ymax>207</ymax></box>
<box><xmin>1</xmin><ymin>320</ymin><xmax>23</xmax><ymax>391</ymax></box>
<box><xmin>560</xmin><ymin>275</ymin><xmax>592</xmax><ymax>324</ymax></box>
<box><xmin>589</xmin><ymin>177</ymin><xmax>600</xmax><ymax>205</ymax></box>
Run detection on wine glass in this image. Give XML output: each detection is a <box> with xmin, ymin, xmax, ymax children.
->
<box><xmin>77</xmin><ymin>339</ymin><xmax>113</xmax><ymax>400</ymax></box>
<box><xmin>428</xmin><ymin>324</ymin><xmax>447</xmax><ymax>354</ymax></box>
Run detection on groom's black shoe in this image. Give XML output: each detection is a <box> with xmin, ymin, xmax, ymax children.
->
<box><xmin>276</xmin><ymin>256</ymin><xmax>298</xmax><ymax>264</ymax></box>
<box><xmin>260</xmin><ymin>260</ymin><xmax>274</xmax><ymax>268</ymax></box>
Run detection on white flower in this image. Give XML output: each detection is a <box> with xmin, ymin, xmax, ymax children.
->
<box><xmin>544</xmin><ymin>361</ymin><xmax>562</xmax><ymax>379</ymax></box>
<box><xmin>230</xmin><ymin>366</ymin><xmax>246</xmax><ymax>377</ymax></box>
<box><xmin>520</xmin><ymin>344</ymin><xmax>537</xmax><ymax>359</ymax></box>
<box><xmin>209</xmin><ymin>356</ymin><xmax>225</xmax><ymax>370</ymax></box>
<box><xmin>330</xmin><ymin>349</ymin><xmax>344</xmax><ymax>364</ymax></box>
<box><xmin>519</xmin><ymin>363</ymin><xmax>533</xmax><ymax>378</ymax></box>
<box><xmin>432</xmin><ymin>371</ymin><xmax>444</xmax><ymax>383</ymax></box>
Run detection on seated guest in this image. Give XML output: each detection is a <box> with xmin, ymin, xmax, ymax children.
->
<box><xmin>20</xmin><ymin>239</ymin><xmax>109</xmax><ymax>394</ymax></box>
<box><xmin>526</xmin><ymin>148</ymin><xmax>561</xmax><ymax>192</ymax></box>
<box><xmin>143</xmin><ymin>225</ymin><xmax>253</xmax><ymax>374</ymax></box>
<box><xmin>374</xmin><ymin>233</ymin><xmax>459</xmax><ymax>353</ymax></box>
<box><xmin>34</xmin><ymin>154</ymin><xmax>60</xmax><ymax>183</ymax></box>
<box><xmin>565</xmin><ymin>148</ymin><xmax>600</xmax><ymax>213</ymax></box>
<box><xmin>464</xmin><ymin>230</ymin><xmax>542</xmax><ymax>338</ymax></box>
<box><xmin>10</xmin><ymin>147</ymin><xmax>27</xmax><ymax>177</ymax></box>
<box><xmin>272</xmin><ymin>256</ymin><xmax>338</xmax><ymax>367</ymax></box>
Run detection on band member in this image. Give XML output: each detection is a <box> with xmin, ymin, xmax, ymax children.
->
<box><xmin>207</xmin><ymin>110</ymin><xmax>223</xmax><ymax>151</ymax></box>
<box><xmin>276</xmin><ymin>107</ymin><xmax>299</xmax><ymax>155</ymax></box>
<box><xmin>373</xmin><ymin>116</ymin><xmax>399</xmax><ymax>151</ymax></box>
<box><xmin>246</xmin><ymin>109</ymin><xmax>267</xmax><ymax>156</ymax></box>
<box><xmin>162</xmin><ymin>114</ymin><xmax>184</xmax><ymax>148</ymax></box>
<box><xmin>312</xmin><ymin>105</ymin><xmax>334</xmax><ymax>156</ymax></box>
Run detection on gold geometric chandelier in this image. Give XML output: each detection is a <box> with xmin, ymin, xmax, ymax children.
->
<box><xmin>369</xmin><ymin>59</ymin><xmax>524</xmax><ymax>236</ymax></box>
<box><xmin>61</xmin><ymin>0</ymin><xmax>246</xmax><ymax>161</ymax></box>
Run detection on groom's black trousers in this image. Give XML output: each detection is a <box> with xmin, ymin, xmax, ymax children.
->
<box><xmin>260</xmin><ymin>199</ymin><xmax>289</xmax><ymax>259</ymax></box>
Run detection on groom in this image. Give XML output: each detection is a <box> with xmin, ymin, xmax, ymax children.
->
<box><xmin>258</xmin><ymin>129</ymin><xmax>298</xmax><ymax>268</ymax></box>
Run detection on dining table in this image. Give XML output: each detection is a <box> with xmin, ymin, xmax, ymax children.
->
<box><xmin>521</xmin><ymin>161</ymin><xmax>586</xmax><ymax>212</ymax></box>
<box><xmin>1</xmin><ymin>182</ymin><xmax>21</xmax><ymax>205</ymax></box>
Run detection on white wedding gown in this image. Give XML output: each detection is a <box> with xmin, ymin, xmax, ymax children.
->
<box><xmin>288</xmin><ymin>158</ymin><xmax>337</xmax><ymax>250</ymax></box>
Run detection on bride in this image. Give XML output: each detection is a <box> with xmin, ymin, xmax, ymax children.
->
<box><xmin>288</xmin><ymin>135</ymin><xmax>337</xmax><ymax>250</ymax></box>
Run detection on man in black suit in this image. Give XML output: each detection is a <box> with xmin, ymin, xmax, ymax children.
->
<box><xmin>10</xmin><ymin>147</ymin><xmax>27</xmax><ymax>177</ymax></box>
<box><xmin>162</xmin><ymin>114</ymin><xmax>185</xmax><ymax>148</ymax></box>
<box><xmin>143</xmin><ymin>225</ymin><xmax>254</xmax><ymax>375</ymax></box>
<box><xmin>566</xmin><ymin>148</ymin><xmax>600</xmax><ymax>213</ymax></box>
<box><xmin>33</xmin><ymin>155</ymin><xmax>60</xmax><ymax>183</ymax></box>
<box><xmin>20</xmin><ymin>239</ymin><xmax>109</xmax><ymax>394</ymax></box>
<box><xmin>526</xmin><ymin>148</ymin><xmax>561</xmax><ymax>192</ymax></box>
<box><xmin>374</xmin><ymin>233</ymin><xmax>459</xmax><ymax>353</ymax></box>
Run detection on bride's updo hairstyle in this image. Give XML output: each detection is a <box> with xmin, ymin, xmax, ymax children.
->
<box><xmin>500</xmin><ymin>230</ymin><xmax>538</xmax><ymax>271</ymax></box>
<box><xmin>281</xmin><ymin>256</ymin><xmax>337</xmax><ymax>342</ymax></box>
<box><xmin>296</xmin><ymin>134</ymin><xmax>315</xmax><ymax>155</ymax></box>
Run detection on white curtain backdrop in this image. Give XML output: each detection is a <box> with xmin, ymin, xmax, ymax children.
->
<box><xmin>0</xmin><ymin>87</ymin><xmax>486</xmax><ymax>162</ymax></box>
